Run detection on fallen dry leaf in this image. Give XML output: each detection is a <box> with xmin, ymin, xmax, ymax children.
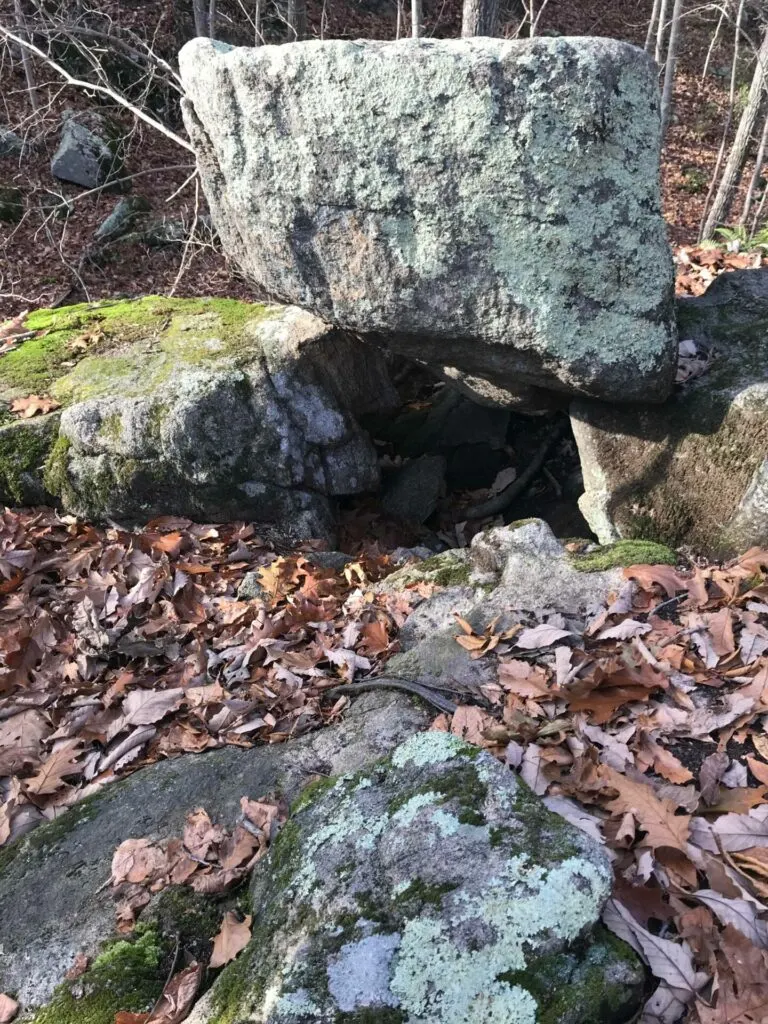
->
<box><xmin>0</xmin><ymin>995</ymin><xmax>18</xmax><ymax>1024</ymax></box>
<box><xmin>209</xmin><ymin>911</ymin><xmax>252</xmax><ymax>968</ymax></box>
<box><xmin>9</xmin><ymin>394</ymin><xmax>61</xmax><ymax>418</ymax></box>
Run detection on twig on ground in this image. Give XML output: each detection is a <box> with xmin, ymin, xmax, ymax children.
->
<box><xmin>330</xmin><ymin>678</ymin><xmax>458</xmax><ymax>714</ymax></box>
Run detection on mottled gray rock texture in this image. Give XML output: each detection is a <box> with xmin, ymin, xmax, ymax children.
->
<box><xmin>572</xmin><ymin>268</ymin><xmax>768</xmax><ymax>558</ymax></box>
<box><xmin>179</xmin><ymin>36</ymin><xmax>677</xmax><ymax>403</ymax></box>
<box><xmin>0</xmin><ymin>692</ymin><xmax>428</xmax><ymax>1011</ymax></box>
<box><xmin>0</xmin><ymin>298</ymin><xmax>397</xmax><ymax>543</ymax></box>
<box><xmin>51</xmin><ymin>112</ymin><xmax>122</xmax><ymax>188</ymax></box>
<box><xmin>192</xmin><ymin>731</ymin><xmax>644</xmax><ymax>1024</ymax></box>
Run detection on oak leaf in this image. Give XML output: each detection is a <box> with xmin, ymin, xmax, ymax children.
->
<box><xmin>10</xmin><ymin>394</ymin><xmax>60</xmax><ymax>418</ymax></box>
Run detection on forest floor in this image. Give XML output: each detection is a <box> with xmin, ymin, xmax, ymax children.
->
<box><xmin>0</xmin><ymin>0</ymin><xmax>765</xmax><ymax>316</ymax></box>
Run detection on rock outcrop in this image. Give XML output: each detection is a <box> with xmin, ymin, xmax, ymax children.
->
<box><xmin>0</xmin><ymin>298</ymin><xmax>397</xmax><ymax>542</ymax></box>
<box><xmin>0</xmin><ymin>692</ymin><xmax>429</xmax><ymax>1011</ymax></box>
<box><xmin>572</xmin><ymin>268</ymin><xmax>768</xmax><ymax>558</ymax></box>
<box><xmin>179</xmin><ymin>36</ymin><xmax>677</xmax><ymax>403</ymax></box>
<box><xmin>191</xmin><ymin>731</ymin><xmax>644</xmax><ymax>1024</ymax></box>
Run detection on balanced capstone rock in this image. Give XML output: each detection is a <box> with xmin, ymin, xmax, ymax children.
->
<box><xmin>179</xmin><ymin>35</ymin><xmax>677</xmax><ymax>403</ymax></box>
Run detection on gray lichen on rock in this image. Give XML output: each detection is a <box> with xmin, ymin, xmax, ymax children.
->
<box><xmin>198</xmin><ymin>731</ymin><xmax>644</xmax><ymax>1024</ymax></box>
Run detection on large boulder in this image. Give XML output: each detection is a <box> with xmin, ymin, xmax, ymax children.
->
<box><xmin>179</xmin><ymin>36</ymin><xmax>677</xmax><ymax>404</ymax></box>
<box><xmin>0</xmin><ymin>297</ymin><xmax>397</xmax><ymax>543</ymax></box>
<box><xmin>190</xmin><ymin>731</ymin><xmax>644</xmax><ymax>1024</ymax></box>
<box><xmin>0</xmin><ymin>692</ymin><xmax>429</xmax><ymax>1012</ymax></box>
<box><xmin>572</xmin><ymin>268</ymin><xmax>768</xmax><ymax>558</ymax></box>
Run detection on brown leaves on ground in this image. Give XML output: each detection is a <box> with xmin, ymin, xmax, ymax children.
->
<box><xmin>0</xmin><ymin>509</ymin><xmax>412</xmax><ymax>852</ymax></box>
<box><xmin>9</xmin><ymin>394</ymin><xmax>60</xmax><ymax>418</ymax></box>
<box><xmin>111</xmin><ymin>799</ymin><xmax>285</xmax><ymax>932</ymax></box>
<box><xmin>675</xmin><ymin>245</ymin><xmax>764</xmax><ymax>298</ymax></box>
<box><xmin>446</xmin><ymin>548</ymin><xmax>768</xmax><ymax>1024</ymax></box>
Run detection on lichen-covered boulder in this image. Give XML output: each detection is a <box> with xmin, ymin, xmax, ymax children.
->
<box><xmin>572</xmin><ymin>268</ymin><xmax>768</xmax><ymax>558</ymax></box>
<box><xmin>179</xmin><ymin>36</ymin><xmax>676</xmax><ymax>404</ymax></box>
<box><xmin>0</xmin><ymin>297</ymin><xmax>397</xmax><ymax>543</ymax></box>
<box><xmin>380</xmin><ymin>520</ymin><xmax>674</xmax><ymax>691</ymax></box>
<box><xmin>0</xmin><ymin>692</ymin><xmax>428</xmax><ymax>1014</ymax></box>
<box><xmin>192</xmin><ymin>731</ymin><xmax>644</xmax><ymax>1024</ymax></box>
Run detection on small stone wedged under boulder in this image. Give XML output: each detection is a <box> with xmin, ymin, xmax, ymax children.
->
<box><xmin>0</xmin><ymin>692</ymin><xmax>428</xmax><ymax>1013</ymax></box>
<box><xmin>179</xmin><ymin>36</ymin><xmax>676</xmax><ymax>403</ymax></box>
<box><xmin>192</xmin><ymin>731</ymin><xmax>644</xmax><ymax>1024</ymax></box>
<box><xmin>572</xmin><ymin>268</ymin><xmax>768</xmax><ymax>558</ymax></box>
<box><xmin>50</xmin><ymin>111</ymin><xmax>123</xmax><ymax>189</ymax></box>
<box><xmin>0</xmin><ymin>297</ymin><xmax>397</xmax><ymax>543</ymax></box>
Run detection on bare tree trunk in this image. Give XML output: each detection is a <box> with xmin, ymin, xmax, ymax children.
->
<box><xmin>654</xmin><ymin>0</ymin><xmax>669</xmax><ymax>64</ymax></box>
<box><xmin>192</xmin><ymin>0</ymin><xmax>208</xmax><ymax>36</ymax></box>
<box><xmin>254</xmin><ymin>0</ymin><xmax>263</xmax><ymax>43</ymax></box>
<box><xmin>698</xmin><ymin>0</ymin><xmax>746</xmax><ymax>239</ymax></box>
<box><xmin>13</xmin><ymin>0</ymin><xmax>39</xmax><ymax>113</ymax></box>
<box><xmin>462</xmin><ymin>0</ymin><xmax>499</xmax><ymax>37</ymax></box>
<box><xmin>660</xmin><ymin>0</ymin><xmax>684</xmax><ymax>136</ymax></box>
<box><xmin>741</xmin><ymin>109</ymin><xmax>768</xmax><ymax>226</ymax></box>
<box><xmin>208</xmin><ymin>0</ymin><xmax>216</xmax><ymax>37</ymax></box>
<box><xmin>701</xmin><ymin>0</ymin><xmax>728</xmax><ymax>81</ymax></box>
<box><xmin>702</xmin><ymin>28</ymin><xmax>768</xmax><ymax>239</ymax></box>
<box><xmin>411</xmin><ymin>0</ymin><xmax>422</xmax><ymax>38</ymax></box>
<box><xmin>288</xmin><ymin>0</ymin><xmax>307</xmax><ymax>39</ymax></box>
<box><xmin>396</xmin><ymin>0</ymin><xmax>404</xmax><ymax>38</ymax></box>
<box><xmin>645</xmin><ymin>0</ymin><xmax>662</xmax><ymax>53</ymax></box>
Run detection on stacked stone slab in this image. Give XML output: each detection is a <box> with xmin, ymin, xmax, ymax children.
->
<box><xmin>179</xmin><ymin>35</ymin><xmax>677</xmax><ymax>404</ymax></box>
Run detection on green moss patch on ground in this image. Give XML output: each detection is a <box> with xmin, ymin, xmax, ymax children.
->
<box><xmin>569</xmin><ymin>539</ymin><xmax>677</xmax><ymax>572</ymax></box>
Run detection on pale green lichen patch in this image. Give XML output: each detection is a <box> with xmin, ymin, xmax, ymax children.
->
<box><xmin>203</xmin><ymin>731</ymin><xmax>641</xmax><ymax>1022</ymax></box>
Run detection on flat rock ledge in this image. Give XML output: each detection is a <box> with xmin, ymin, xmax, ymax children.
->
<box><xmin>192</xmin><ymin>731</ymin><xmax>644</xmax><ymax>1024</ymax></box>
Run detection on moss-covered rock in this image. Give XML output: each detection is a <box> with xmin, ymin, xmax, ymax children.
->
<box><xmin>569</xmin><ymin>539</ymin><xmax>677</xmax><ymax>572</ymax></box>
<box><xmin>194</xmin><ymin>731</ymin><xmax>645</xmax><ymax>1024</ymax></box>
<box><xmin>31</xmin><ymin>927</ymin><xmax>169</xmax><ymax>1024</ymax></box>
<box><xmin>572</xmin><ymin>268</ymin><xmax>768</xmax><ymax>558</ymax></box>
<box><xmin>0</xmin><ymin>297</ymin><xmax>397</xmax><ymax>542</ymax></box>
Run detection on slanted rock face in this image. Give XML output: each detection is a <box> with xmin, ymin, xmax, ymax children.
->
<box><xmin>179</xmin><ymin>36</ymin><xmax>676</xmax><ymax>404</ymax></box>
<box><xmin>195</xmin><ymin>731</ymin><xmax>644</xmax><ymax>1024</ymax></box>
<box><xmin>0</xmin><ymin>298</ymin><xmax>397</xmax><ymax>543</ymax></box>
<box><xmin>572</xmin><ymin>268</ymin><xmax>768</xmax><ymax>558</ymax></box>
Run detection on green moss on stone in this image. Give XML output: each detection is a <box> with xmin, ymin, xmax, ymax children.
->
<box><xmin>31</xmin><ymin>927</ymin><xmax>168</xmax><ymax>1024</ymax></box>
<box><xmin>292</xmin><ymin>775</ymin><xmax>337</xmax><ymax>814</ymax></box>
<box><xmin>570</xmin><ymin>539</ymin><xmax>677</xmax><ymax>572</ymax></box>
<box><xmin>0</xmin><ymin>414</ymin><xmax>59</xmax><ymax>504</ymax></box>
<box><xmin>1</xmin><ymin>297</ymin><xmax>277</xmax><ymax>404</ymax></box>
<box><xmin>392</xmin><ymin>878</ymin><xmax>459</xmax><ymax>908</ymax></box>
<box><xmin>0</xmin><ymin>792</ymin><xmax>100</xmax><ymax>877</ymax></box>
<box><xmin>383</xmin><ymin>551</ymin><xmax>472</xmax><ymax>591</ymax></box>
<box><xmin>42</xmin><ymin>435</ymin><xmax>73</xmax><ymax>502</ymax></box>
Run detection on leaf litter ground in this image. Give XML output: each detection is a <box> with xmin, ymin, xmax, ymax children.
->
<box><xmin>7</xmin><ymin>512</ymin><xmax>768</xmax><ymax>1021</ymax></box>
